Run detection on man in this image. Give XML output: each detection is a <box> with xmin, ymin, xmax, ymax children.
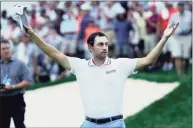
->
<box><xmin>24</xmin><ymin>20</ymin><xmax>178</xmax><ymax>127</ymax></box>
<box><xmin>168</xmin><ymin>2</ymin><xmax>192</xmax><ymax>76</ymax></box>
<box><xmin>0</xmin><ymin>39</ymin><xmax>33</xmax><ymax>128</ymax></box>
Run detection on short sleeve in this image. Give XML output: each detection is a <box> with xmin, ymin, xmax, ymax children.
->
<box><xmin>67</xmin><ymin>57</ymin><xmax>85</xmax><ymax>75</ymax></box>
<box><xmin>20</xmin><ymin>62</ymin><xmax>33</xmax><ymax>83</ymax></box>
<box><xmin>118</xmin><ymin>58</ymin><xmax>139</xmax><ymax>76</ymax></box>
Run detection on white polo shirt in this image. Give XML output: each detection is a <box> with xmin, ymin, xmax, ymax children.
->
<box><xmin>68</xmin><ymin>56</ymin><xmax>138</xmax><ymax>118</ymax></box>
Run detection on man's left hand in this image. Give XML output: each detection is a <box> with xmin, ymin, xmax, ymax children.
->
<box><xmin>163</xmin><ymin>22</ymin><xmax>179</xmax><ymax>38</ymax></box>
<box><xmin>4</xmin><ymin>85</ymin><xmax>15</xmax><ymax>91</ymax></box>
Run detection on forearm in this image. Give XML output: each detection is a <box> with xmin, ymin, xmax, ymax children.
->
<box><xmin>146</xmin><ymin>36</ymin><xmax>168</xmax><ymax>64</ymax></box>
<box><xmin>14</xmin><ymin>80</ymin><xmax>30</xmax><ymax>89</ymax></box>
<box><xmin>28</xmin><ymin>31</ymin><xmax>60</xmax><ymax>58</ymax></box>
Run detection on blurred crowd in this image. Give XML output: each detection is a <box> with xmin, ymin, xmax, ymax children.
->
<box><xmin>1</xmin><ymin>1</ymin><xmax>192</xmax><ymax>83</ymax></box>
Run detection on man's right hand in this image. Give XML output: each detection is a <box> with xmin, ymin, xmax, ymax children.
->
<box><xmin>23</xmin><ymin>25</ymin><xmax>34</xmax><ymax>36</ymax></box>
<box><xmin>0</xmin><ymin>89</ymin><xmax>6</xmax><ymax>92</ymax></box>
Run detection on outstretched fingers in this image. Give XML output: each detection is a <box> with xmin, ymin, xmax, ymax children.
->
<box><xmin>173</xmin><ymin>22</ymin><xmax>179</xmax><ymax>31</ymax></box>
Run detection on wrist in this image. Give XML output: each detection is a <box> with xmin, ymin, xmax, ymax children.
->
<box><xmin>162</xmin><ymin>36</ymin><xmax>169</xmax><ymax>40</ymax></box>
<box><xmin>12</xmin><ymin>84</ymin><xmax>16</xmax><ymax>89</ymax></box>
<box><xmin>28</xmin><ymin>30</ymin><xmax>35</xmax><ymax>36</ymax></box>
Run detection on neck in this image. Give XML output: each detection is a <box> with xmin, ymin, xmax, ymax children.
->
<box><xmin>180</xmin><ymin>11</ymin><xmax>184</xmax><ymax>15</ymax></box>
<box><xmin>92</xmin><ymin>57</ymin><xmax>106</xmax><ymax>66</ymax></box>
<box><xmin>2</xmin><ymin>58</ymin><xmax>11</xmax><ymax>63</ymax></box>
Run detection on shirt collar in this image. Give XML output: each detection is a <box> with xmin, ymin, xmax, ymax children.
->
<box><xmin>0</xmin><ymin>57</ymin><xmax>14</xmax><ymax>64</ymax></box>
<box><xmin>88</xmin><ymin>57</ymin><xmax>111</xmax><ymax>67</ymax></box>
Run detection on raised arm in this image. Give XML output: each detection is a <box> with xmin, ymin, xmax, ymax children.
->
<box><xmin>25</xmin><ymin>26</ymin><xmax>71</xmax><ymax>70</ymax></box>
<box><xmin>135</xmin><ymin>22</ymin><xmax>179</xmax><ymax>71</ymax></box>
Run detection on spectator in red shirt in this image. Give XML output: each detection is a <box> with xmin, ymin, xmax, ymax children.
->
<box><xmin>157</xmin><ymin>2</ymin><xmax>177</xmax><ymax>71</ymax></box>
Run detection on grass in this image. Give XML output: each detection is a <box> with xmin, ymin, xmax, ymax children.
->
<box><xmin>125</xmin><ymin>69</ymin><xmax>192</xmax><ymax>128</ymax></box>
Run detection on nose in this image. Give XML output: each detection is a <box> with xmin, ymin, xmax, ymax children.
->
<box><xmin>103</xmin><ymin>45</ymin><xmax>107</xmax><ymax>50</ymax></box>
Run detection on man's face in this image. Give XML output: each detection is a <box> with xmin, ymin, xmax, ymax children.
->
<box><xmin>178</xmin><ymin>5</ymin><xmax>184</xmax><ymax>13</ymax></box>
<box><xmin>0</xmin><ymin>43</ymin><xmax>12</xmax><ymax>60</ymax></box>
<box><xmin>89</xmin><ymin>36</ymin><xmax>109</xmax><ymax>60</ymax></box>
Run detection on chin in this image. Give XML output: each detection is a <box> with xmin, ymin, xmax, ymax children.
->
<box><xmin>99</xmin><ymin>55</ymin><xmax>106</xmax><ymax>60</ymax></box>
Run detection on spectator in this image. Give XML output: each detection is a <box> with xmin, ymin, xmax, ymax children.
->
<box><xmin>46</xmin><ymin>2</ymin><xmax>58</xmax><ymax>22</ymax></box>
<box><xmin>168</xmin><ymin>2</ymin><xmax>192</xmax><ymax>76</ymax></box>
<box><xmin>129</xmin><ymin>2</ymin><xmax>147</xmax><ymax>57</ymax></box>
<box><xmin>16</xmin><ymin>35</ymin><xmax>36</xmax><ymax>82</ymax></box>
<box><xmin>29</xmin><ymin>9</ymin><xmax>37</xmax><ymax>29</ymax></box>
<box><xmin>90</xmin><ymin>1</ymin><xmax>100</xmax><ymax>26</ymax></box>
<box><xmin>157</xmin><ymin>2</ymin><xmax>177</xmax><ymax>71</ymax></box>
<box><xmin>77</xmin><ymin>2</ymin><xmax>93</xmax><ymax>58</ymax></box>
<box><xmin>2</xmin><ymin>18</ymin><xmax>21</xmax><ymax>44</ymax></box>
<box><xmin>99</xmin><ymin>2</ymin><xmax>120</xmax><ymax>57</ymax></box>
<box><xmin>84</xmin><ymin>19</ymin><xmax>101</xmax><ymax>59</ymax></box>
<box><xmin>34</xmin><ymin>16</ymin><xmax>49</xmax><ymax>38</ymax></box>
<box><xmin>1</xmin><ymin>10</ymin><xmax>8</xmax><ymax>34</ymax></box>
<box><xmin>33</xmin><ymin>45</ymin><xmax>50</xmax><ymax>83</ymax></box>
<box><xmin>60</xmin><ymin>9</ymin><xmax>78</xmax><ymax>56</ymax></box>
<box><xmin>44</xmin><ymin>25</ymin><xmax>63</xmax><ymax>81</ymax></box>
<box><xmin>0</xmin><ymin>39</ymin><xmax>32</xmax><ymax>128</ymax></box>
<box><xmin>144</xmin><ymin>4</ymin><xmax>159</xmax><ymax>55</ymax></box>
<box><xmin>144</xmin><ymin>4</ymin><xmax>159</xmax><ymax>70</ymax></box>
<box><xmin>114</xmin><ymin>7</ymin><xmax>134</xmax><ymax>57</ymax></box>
<box><xmin>53</xmin><ymin>8</ymin><xmax>64</xmax><ymax>35</ymax></box>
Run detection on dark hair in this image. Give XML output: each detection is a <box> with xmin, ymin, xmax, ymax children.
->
<box><xmin>178</xmin><ymin>2</ymin><xmax>185</xmax><ymax>7</ymax></box>
<box><xmin>2</xmin><ymin>10</ymin><xmax>7</xmax><ymax>18</ymax></box>
<box><xmin>1</xmin><ymin>38</ymin><xmax>10</xmax><ymax>45</ymax></box>
<box><xmin>87</xmin><ymin>32</ymin><xmax>107</xmax><ymax>46</ymax></box>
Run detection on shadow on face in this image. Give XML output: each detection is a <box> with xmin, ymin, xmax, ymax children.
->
<box><xmin>1</xmin><ymin>42</ymin><xmax>12</xmax><ymax>60</ymax></box>
<box><xmin>177</xmin><ymin>3</ymin><xmax>185</xmax><ymax>13</ymax></box>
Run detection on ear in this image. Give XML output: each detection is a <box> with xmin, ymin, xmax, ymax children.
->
<box><xmin>88</xmin><ymin>44</ymin><xmax>92</xmax><ymax>53</ymax></box>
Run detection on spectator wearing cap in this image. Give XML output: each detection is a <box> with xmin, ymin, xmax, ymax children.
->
<box><xmin>168</xmin><ymin>2</ymin><xmax>192</xmax><ymax>76</ymax></box>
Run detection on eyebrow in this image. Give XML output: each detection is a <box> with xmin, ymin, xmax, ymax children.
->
<box><xmin>98</xmin><ymin>42</ymin><xmax>108</xmax><ymax>44</ymax></box>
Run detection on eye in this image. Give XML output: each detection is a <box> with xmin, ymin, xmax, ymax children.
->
<box><xmin>98</xmin><ymin>43</ymin><xmax>103</xmax><ymax>46</ymax></box>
